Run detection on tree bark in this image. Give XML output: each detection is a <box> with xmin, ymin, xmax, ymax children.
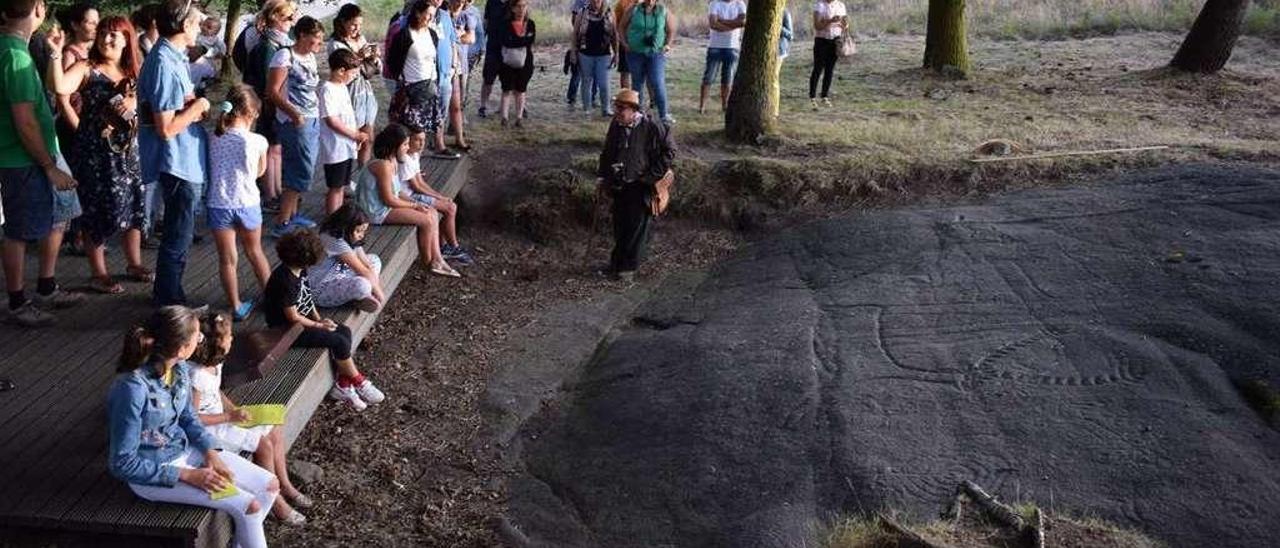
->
<box><xmin>1170</xmin><ymin>0</ymin><xmax>1251</xmax><ymax>73</ymax></box>
<box><xmin>725</xmin><ymin>0</ymin><xmax>785</xmax><ymax>143</ymax></box>
<box><xmin>922</xmin><ymin>0</ymin><xmax>969</xmax><ymax>77</ymax></box>
<box><xmin>220</xmin><ymin>0</ymin><xmax>247</xmax><ymax>79</ymax></box>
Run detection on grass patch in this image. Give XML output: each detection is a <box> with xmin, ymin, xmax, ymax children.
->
<box><xmin>820</xmin><ymin>505</ymin><xmax>1164</xmax><ymax>548</ymax></box>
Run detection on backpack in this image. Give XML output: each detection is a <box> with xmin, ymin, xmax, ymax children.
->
<box><xmin>231</xmin><ymin>26</ymin><xmax>250</xmax><ymax>73</ymax></box>
<box><xmin>244</xmin><ymin>33</ymin><xmax>284</xmax><ymax>93</ymax></box>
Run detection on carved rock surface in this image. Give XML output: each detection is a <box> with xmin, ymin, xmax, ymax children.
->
<box><xmin>505</xmin><ymin>164</ymin><xmax>1280</xmax><ymax>548</ymax></box>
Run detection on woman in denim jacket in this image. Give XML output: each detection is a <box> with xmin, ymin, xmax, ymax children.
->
<box><xmin>107</xmin><ymin>305</ymin><xmax>279</xmax><ymax>548</ymax></box>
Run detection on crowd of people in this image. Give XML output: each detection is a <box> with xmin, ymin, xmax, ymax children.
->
<box><xmin>0</xmin><ymin>0</ymin><xmax>854</xmax><ymax>543</ymax></box>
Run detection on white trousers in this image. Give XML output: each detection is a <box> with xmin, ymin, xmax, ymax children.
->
<box><xmin>129</xmin><ymin>448</ymin><xmax>277</xmax><ymax>548</ymax></box>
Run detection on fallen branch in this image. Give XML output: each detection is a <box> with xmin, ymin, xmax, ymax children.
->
<box><xmin>960</xmin><ymin>480</ymin><xmax>1026</xmax><ymax>530</ymax></box>
<box><xmin>877</xmin><ymin>513</ymin><xmax>953</xmax><ymax>548</ymax></box>
<box><xmin>969</xmin><ymin>145</ymin><xmax>1170</xmax><ymax>163</ymax></box>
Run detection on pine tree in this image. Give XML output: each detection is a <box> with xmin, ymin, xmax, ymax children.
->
<box><xmin>725</xmin><ymin>0</ymin><xmax>785</xmax><ymax>143</ymax></box>
<box><xmin>922</xmin><ymin>0</ymin><xmax>969</xmax><ymax>77</ymax></box>
<box><xmin>1171</xmin><ymin>0</ymin><xmax>1251</xmax><ymax>73</ymax></box>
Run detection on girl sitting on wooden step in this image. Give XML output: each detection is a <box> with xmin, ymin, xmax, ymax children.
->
<box><xmin>354</xmin><ymin>123</ymin><xmax>460</xmax><ymax>278</ymax></box>
<box><xmin>190</xmin><ymin>311</ymin><xmax>311</xmax><ymax>525</ymax></box>
<box><xmin>311</xmin><ymin>205</ymin><xmax>386</xmax><ymax>311</ymax></box>
<box><xmin>108</xmin><ymin>306</ymin><xmax>276</xmax><ymax>548</ymax></box>
<box><xmin>262</xmin><ymin>230</ymin><xmax>386</xmax><ymax>411</ymax></box>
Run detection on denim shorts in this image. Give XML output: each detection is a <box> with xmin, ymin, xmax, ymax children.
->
<box><xmin>277</xmin><ymin>118</ymin><xmax>320</xmax><ymax>193</ymax></box>
<box><xmin>702</xmin><ymin>47</ymin><xmax>740</xmax><ymax>85</ymax></box>
<box><xmin>207</xmin><ymin>206</ymin><xmax>264</xmax><ymax>231</ymax></box>
<box><xmin>406</xmin><ymin>192</ymin><xmax>436</xmax><ymax>208</ymax></box>
<box><xmin>0</xmin><ymin>165</ymin><xmax>53</xmax><ymax>241</ymax></box>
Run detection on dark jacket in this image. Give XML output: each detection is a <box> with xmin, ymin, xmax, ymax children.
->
<box><xmin>386</xmin><ymin>22</ymin><xmax>439</xmax><ymax>81</ymax></box>
<box><xmin>597</xmin><ymin>114</ymin><xmax>676</xmax><ymax>188</ymax></box>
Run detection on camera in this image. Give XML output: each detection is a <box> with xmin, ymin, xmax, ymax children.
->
<box><xmin>643</xmin><ymin>34</ymin><xmax>656</xmax><ymax>48</ymax></box>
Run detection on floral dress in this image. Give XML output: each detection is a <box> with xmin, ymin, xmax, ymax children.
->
<box><xmin>70</xmin><ymin>69</ymin><xmax>146</xmax><ymax>245</ymax></box>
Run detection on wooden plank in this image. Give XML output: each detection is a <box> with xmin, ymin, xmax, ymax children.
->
<box><xmin>0</xmin><ymin>160</ymin><xmax>467</xmax><ymax>541</ymax></box>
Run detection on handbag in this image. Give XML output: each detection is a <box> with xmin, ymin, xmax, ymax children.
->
<box><xmin>502</xmin><ymin>46</ymin><xmax>526</xmax><ymax>69</ymax></box>
<box><xmin>839</xmin><ymin>32</ymin><xmax>857</xmax><ymax>57</ymax></box>
<box><xmin>650</xmin><ymin>170</ymin><xmax>675</xmax><ymax>217</ymax></box>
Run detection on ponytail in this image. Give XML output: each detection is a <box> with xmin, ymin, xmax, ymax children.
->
<box><xmin>215</xmin><ymin>84</ymin><xmax>261</xmax><ymax>136</ymax></box>
<box><xmin>116</xmin><ymin>306</ymin><xmax>201</xmax><ymax>372</ymax></box>
<box><xmin>119</xmin><ymin>326</ymin><xmax>156</xmax><ymax>372</ymax></box>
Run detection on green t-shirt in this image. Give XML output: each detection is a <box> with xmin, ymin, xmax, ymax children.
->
<box><xmin>0</xmin><ymin>34</ymin><xmax>59</xmax><ymax>168</ymax></box>
<box><xmin>626</xmin><ymin>4</ymin><xmax>667</xmax><ymax>55</ymax></box>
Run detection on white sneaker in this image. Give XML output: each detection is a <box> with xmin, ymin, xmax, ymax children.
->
<box><xmin>328</xmin><ymin>384</ymin><xmax>368</xmax><ymax>411</ymax></box>
<box><xmin>5</xmin><ymin>302</ymin><xmax>56</xmax><ymax>327</ymax></box>
<box><xmin>31</xmin><ymin>288</ymin><xmax>85</xmax><ymax>309</ymax></box>
<box><xmin>356</xmin><ymin>379</ymin><xmax>385</xmax><ymax>405</ymax></box>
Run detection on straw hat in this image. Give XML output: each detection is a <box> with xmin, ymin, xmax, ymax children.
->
<box><xmin>613</xmin><ymin>89</ymin><xmax>641</xmax><ymax>109</ymax></box>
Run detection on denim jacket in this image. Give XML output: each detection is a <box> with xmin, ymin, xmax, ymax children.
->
<box><xmin>107</xmin><ymin>360</ymin><xmax>216</xmax><ymax>487</ymax></box>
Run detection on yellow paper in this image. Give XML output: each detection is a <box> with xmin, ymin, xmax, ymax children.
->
<box><xmin>210</xmin><ymin>483</ymin><xmax>240</xmax><ymax>501</ymax></box>
<box><xmin>234</xmin><ymin>404</ymin><xmax>287</xmax><ymax>428</ymax></box>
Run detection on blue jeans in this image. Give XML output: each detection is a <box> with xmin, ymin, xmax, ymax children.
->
<box><xmin>702</xmin><ymin>47</ymin><xmax>740</xmax><ymax>85</ymax></box>
<box><xmin>276</xmin><ymin>118</ymin><xmax>320</xmax><ymax>193</ymax></box>
<box><xmin>153</xmin><ymin>173</ymin><xmax>196</xmax><ymax>306</ymax></box>
<box><xmin>578</xmin><ymin>53</ymin><xmax>611</xmax><ymax>114</ymax></box>
<box><xmin>625</xmin><ymin>51</ymin><xmax>669</xmax><ymax>120</ymax></box>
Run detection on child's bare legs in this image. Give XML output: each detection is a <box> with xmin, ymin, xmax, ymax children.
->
<box><xmin>325</xmin><ymin>188</ymin><xmax>344</xmax><ymax>215</ymax></box>
<box><xmin>268</xmin><ymin>145</ymin><xmax>283</xmax><ymax>200</ymax></box>
<box><xmin>436</xmin><ymin>199</ymin><xmax>459</xmax><ymax>247</ymax></box>
<box><xmin>275</xmin><ymin>190</ymin><xmax>301</xmax><ymax>226</ymax></box>
<box><xmin>239</xmin><ymin>226</ymin><xmax>271</xmax><ymax>293</ymax></box>
<box><xmin>251</xmin><ymin>432</ymin><xmax>298</xmax><ymax>518</ymax></box>
<box><xmin>212</xmin><ymin>228</ymin><xmax>243</xmax><ymax>309</ymax></box>
<box><xmin>265</xmin><ymin>427</ymin><xmax>303</xmax><ymax>500</ymax></box>
<box><xmin>499</xmin><ymin>91</ymin><xmax>510</xmax><ymax>121</ymax></box>
<box><xmin>449</xmin><ymin>79</ymin><xmax>467</xmax><ymax>148</ymax></box>
<box><xmin>516</xmin><ymin>91</ymin><xmax>527</xmax><ymax>120</ymax></box>
<box><xmin>383</xmin><ymin>208</ymin><xmax>446</xmax><ymax>270</ymax></box>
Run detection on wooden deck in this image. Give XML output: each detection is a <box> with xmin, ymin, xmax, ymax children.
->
<box><xmin>0</xmin><ymin>157</ymin><xmax>468</xmax><ymax>547</ymax></box>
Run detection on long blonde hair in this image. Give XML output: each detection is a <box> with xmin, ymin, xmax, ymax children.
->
<box><xmin>255</xmin><ymin>0</ymin><xmax>297</xmax><ymax>31</ymax></box>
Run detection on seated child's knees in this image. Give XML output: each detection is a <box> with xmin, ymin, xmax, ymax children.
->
<box><xmin>246</xmin><ymin>499</ymin><xmax>262</xmax><ymax>514</ymax></box>
<box><xmin>268</xmin><ymin>477</ymin><xmax>280</xmax><ymax>492</ymax></box>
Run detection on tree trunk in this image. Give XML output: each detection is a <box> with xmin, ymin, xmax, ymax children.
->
<box><xmin>1170</xmin><ymin>0</ymin><xmax>1251</xmax><ymax>73</ymax></box>
<box><xmin>922</xmin><ymin>0</ymin><xmax>969</xmax><ymax>77</ymax></box>
<box><xmin>220</xmin><ymin>0</ymin><xmax>249</xmax><ymax>79</ymax></box>
<box><xmin>725</xmin><ymin>0</ymin><xmax>785</xmax><ymax>144</ymax></box>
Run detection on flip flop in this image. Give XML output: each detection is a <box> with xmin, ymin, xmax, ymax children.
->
<box><xmin>429</xmin><ymin>263</ymin><xmax>461</xmax><ymax>278</ymax></box>
<box><xmin>0</xmin><ymin>378</ymin><xmax>15</xmax><ymax>392</ymax></box>
<box><xmin>89</xmin><ymin>277</ymin><xmax>124</xmax><ymax>295</ymax></box>
<box><xmin>233</xmin><ymin>300</ymin><xmax>255</xmax><ymax>322</ymax></box>
<box><xmin>126</xmin><ymin>265</ymin><xmax>155</xmax><ymax>283</ymax></box>
<box><xmin>431</xmin><ymin>149</ymin><xmax>461</xmax><ymax>160</ymax></box>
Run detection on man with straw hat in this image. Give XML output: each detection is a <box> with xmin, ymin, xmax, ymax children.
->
<box><xmin>595</xmin><ymin>89</ymin><xmax>675</xmax><ymax>282</ymax></box>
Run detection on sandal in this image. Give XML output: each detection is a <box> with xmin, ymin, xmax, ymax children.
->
<box><xmin>287</xmin><ymin>492</ymin><xmax>315</xmax><ymax>508</ymax></box>
<box><xmin>126</xmin><ymin>265</ymin><xmax>155</xmax><ymax>283</ymax></box>
<box><xmin>454</xmin><ymin>143</ymin><xmax>472</xmax><ymax>152</ymax></box>
<box><xmin>88</xmin><ymin>277</ymin><xmax>124</xmax><ymax>295</ymax></box>
<box><xmin>275</xmin><ymin>509</ymin><xmax>307</xmax><ymax>526</ymax></box>
<box><xmin>429</xmin><ymin>262</ymin><xmax>461</xmax><ymax>278</ymax></box>
<box><xmin>431</xmin><ymin>149</ymin><xmax>460</xmax><ymax>160</ymax></box>
<box><xmin>0</xmin><ymin>378</ymin><xmax>15</xmax><ymax>392</ymax></box>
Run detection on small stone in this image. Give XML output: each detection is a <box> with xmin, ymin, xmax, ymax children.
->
<box><xmin>290</xmin><ymin>459</ymin><xmax>325</xmax><ymax>487</ymax></box>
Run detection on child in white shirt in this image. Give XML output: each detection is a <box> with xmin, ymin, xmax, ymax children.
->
<box><xmin>191</xmin><ymin>311</ymin><xmax>311</xmax><ymax>526</ymax></box>
<box><xmin>319</xmin><ymin>49</ymin><xmax>370</xmax><ymax>214</ymax></box>
<box><xmin>207</xmin><ymin>85</ymin><xmax>273</xmax><ymax>321</ymax></box>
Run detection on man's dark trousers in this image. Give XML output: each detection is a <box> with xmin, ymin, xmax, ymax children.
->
<box><xmin>609</xmin><ymin>183</ymin><xmax>652</xmax><ymax>273</ymax></box>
